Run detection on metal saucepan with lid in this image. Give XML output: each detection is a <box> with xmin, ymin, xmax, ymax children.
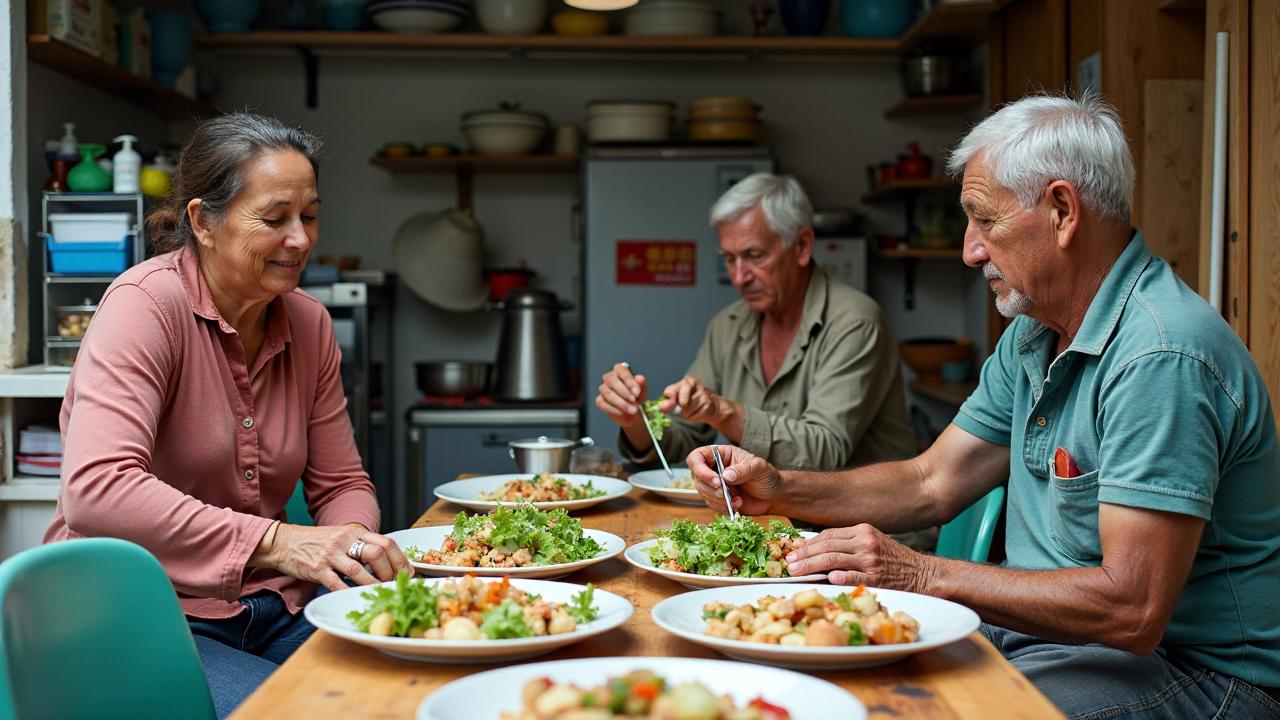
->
<box><xmin>509</xmin><ymin>436</ymin><xmax>594</xmax><ymax>475</ymax></box>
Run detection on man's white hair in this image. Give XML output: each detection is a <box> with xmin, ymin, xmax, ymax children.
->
<box><xmin>947</xmin><ymin>91</ymin><xmax>1135</xmax><ymax>224</ymax></box>
<box><xmin>708</xmin><ymin>173</ymin><xmax>812</xmax><ymax>247</ymax></box>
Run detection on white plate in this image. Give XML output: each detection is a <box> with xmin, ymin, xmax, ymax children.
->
<box><xmin>652</xmin><ymin>583</ymin><xmax>981</xmax><ymax>670</ymax></box>
<box><xmin>624</xmin><ymin>535</ymin><xmax>826</xmax><ymax>589</ymax></box>
<box><xmin>387</xmin><ymin>526</ymin><xmax>626</xmax><ymax>580</ymax></box>
<box><xmin>304</xmin><ymin>577</ymin><xmax>633</xmax><ymax>663</ymax></box>
<box><xmin>417</xmin><ymin>656</ymin><xmax>865</xmax><ymax>720</ymax></box>
<box><xmin>433</xmin><ymin>473</ymin><xmax>632</xmax><ymax>512</ymax></box>
<box><xmin>627</xmin><ymin>467</ymin><xmax>703</xmax><ymax>505</ymax></box>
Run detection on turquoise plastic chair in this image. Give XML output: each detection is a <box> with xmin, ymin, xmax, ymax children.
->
<box><xmin>285</xmin><ymin>479</ymin><xmax>315</xmax><ymax>526</ymax></box>
<box><xmin>0</xmin><ymin>538</ymin><xmax>215</xmax><ymax>720</ymax></box>
<box><xmin>936</xmin><ymin>485</ymin><xmax>1006</xmax><ymax>562</ymax></box>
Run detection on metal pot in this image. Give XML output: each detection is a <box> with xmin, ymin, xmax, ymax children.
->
<box><xmin>492</xmin><ymin>289</ymin><xmax>574</xmax><ymax>401</ymax></box>
<box><xmin>509</xmin><ymin>436</ymin><xmax>594</xmax><ymax>474</ymax></box>
<box><xmin>902</xmin><ymin>54</ymin><xmax>953</xmax><ymax>97</ymax></box>
<box><xmin>415</xmin><ymin>360</ymin><xmax>492</xmax><ymax>398</ymax></box>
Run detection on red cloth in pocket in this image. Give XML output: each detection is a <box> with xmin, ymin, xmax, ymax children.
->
<box><xmin>1054</xmin><ymin>447</ymin><xmax>1083</xmax><ymax>478</ymax></box>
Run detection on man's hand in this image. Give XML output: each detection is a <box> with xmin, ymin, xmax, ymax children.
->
<box><xmin>662</xmin><ymin>375</ymin><xmax>743</xmax><ymax>441</ymax></box>
<box><xmin>595</xmin><ymin>362</ymin><xmax>648</xmax><ymax>429</ymax></box>
<box><xmin>688</xmin><ymin>444</ymin><xmax>782</xmax><ymax>516</ymax></box>
<box><xmin>784</xmin><ymin>524</ymin><xmax>936</xmax><ymax>593</ymax></box>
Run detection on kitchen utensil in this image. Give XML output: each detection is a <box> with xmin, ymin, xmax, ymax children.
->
<box><xmin>554</xmin><ymin>123</ymin><xmax>582</xmax><ymax>155</ymax></box>
<box><xmin>552</xmin><ymin>10</ymin><xmax>610</xmax><ymax>36</ymax></box>
<box><xmin>147</xmin><ymin>11</ymin><xmax>192</xmax><ymax>88</ymax></box>
<box><xmin>492</xmin><ymin>289</ymin><xmax>575</xmax><ymax>400</ymax></box>
<box><xmin>415</xmin><ymin>360</ymin><xmax>492</xmax><ymax>397</ymax></box>
<box><xmin>624</xmin><ymin>0</ymin><xmax>719</xmax><ymax>36</ymax></box>
<box><xmin>899</xmin><ymin>337</ymin><xmax>973</xmax><ymax>381</ymax></box>
<box><xmin>780</xmin><ymin>0</ymin><xmax>831</xmax><ymax>36</ymax></box>
<box><xmin>811</xmin><ymin>208</ymin><xmax>862</xmax><ymax>237</ymax></box>
<box><xmin>388</xmin><ymin>525</ymin><xmax>624</xmax><ymax>580</ymax></box>
<box><xmin>687</xmin><ymin>118</ymin><xmax>760</xmax><ymax>143</ymax></box>
<box><xmin>394</xmin><ymin>209</ymin><xmax>488</xmax><ymax>312</ymax></box>
<box><xmin>586</xmin><ymin>100</ymin><xmax>675</xmax><ymax>143</ymax></box>
<box><xmin>322</xmin><ymin>0</ymin><xmax>366</xmax><ymax>30</ymax></box>
<box><xmin>842</xmin><ymin>0</ymin><xmax>914</xmax><ymax>38</ymax></box>
<box><xmin>476</xmin><ymin>0</ymin><xmax>548</xmax><ymax>33</ymax></box>
<box><xmin>367</xmin><ymin>3</ymin><xmax>466</xmax><ymax>32</ymax></box>
<box><xmin>640</xmin><ymin>399</ymin><xmax>676</xmax><ymax>482</ymax></box>
<box><xmin>434</xmin><ymin>472</ymin><xmax>629</xmax><ymax>511</ymax></box>
<box><xmin>711</xmin><ymin>445</ymin><xmax>737</xmax><ymax>519</ymax></box>
<box><xmin>484</xmin><ymin>266</ymin><xmax>536</xmax><ymax>300</ymax></box>
<box><xmin>902</xmin><ymin>54</ymin><xmax>954</xmax><ymax>96</ymax></box>
<box><xmin>461</xmin><ymin>104</ymin><xmax>550</xmax><ymax>155</ymax></box>
<box><xmin>568</xmin><ymin>446</ymin><xmax>625</xmax><ymax>478</ymax></box>
<box><xmin>192</xmin><ymin>0</ymin><xmax>262</xmax><ymax>33</ymax></box>
<box><xmin>508</xmin><ymin>436</ymin><xmax>594</xmax><ymax>474</ymax></box>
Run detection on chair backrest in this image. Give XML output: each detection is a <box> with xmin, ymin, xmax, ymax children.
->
<box><xmin>936</xmin><ymin>485</ymin><xmax>1006</xmax><ymax>563</ymax></box>
<box><xmin>0</xmin><ymin>538</ymin><xmax>216</xmax><ymax>720</ymax></box>
<box><xmin>285</xmin><ymin>479</ymin><xmax>315</xmax><ymax>526</ymax></box>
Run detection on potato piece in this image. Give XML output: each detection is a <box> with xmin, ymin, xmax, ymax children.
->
<box><xmin>779</xmin><ymin>633</ymin><xmax>807</xmax><ymax>647</ymax></box>
<box><xmin>666</xmin><ymin>682</ymin><xmax>719</xmax><ymax>720</ymax></box>
<box><xmin>533</xmin><ymin>684</ymin><xmax>584</xmax><ymax>717</ymax></box>
<box><xmin>367</xmin><ymin>611</ymin><xmax>394</xmax><ymax>637</ymax></box>
<box><xmin>804</xmin><ymin>619</ymin><xmax>848</xmax><ymax>647</ymax></box>
<box><xmin>441</xmin><ymin>616</ymin><xmax>481</xmax><ymax>641</ymax></box>
<box><xmin>793</xmin><ymin>589</ymin><xmax>824</xmax><ymax>610</ymax></box>
<box><xmin>548</xmin><ymin>611</ymin><xmax>577</xmax><ymax>635</ymax></box>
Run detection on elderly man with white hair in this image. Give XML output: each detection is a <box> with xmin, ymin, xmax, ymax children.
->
<box><xmin>688</xmin><ymin>94</ymin><xmax>1280</xmax><ymax>718</ymax></box>
<box><xmin>595</xmin><ymin>174</ymin><xmax>925</xmax><ymax>544</ymax></box>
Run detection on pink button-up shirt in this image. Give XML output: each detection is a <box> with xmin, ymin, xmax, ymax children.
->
<box><xmin>44</xmin><ymin>246</ymin><xmax>380</xmax><ymax>619</ymax></box>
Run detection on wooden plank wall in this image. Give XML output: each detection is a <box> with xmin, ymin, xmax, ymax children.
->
<box><xmin>1143</xmin><ymin>79</ymin><xmax>1204</xmax><ymax>288</ymax></box>
<box><xmin>1249</xmin><ymin>0</ymin><xmax>1280</xmax><ymax>418</ymax></box>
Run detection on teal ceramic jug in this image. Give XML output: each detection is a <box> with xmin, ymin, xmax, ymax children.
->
<box><xmin>67</xmin><ymin>144</ymin><xmax>112</xmax><ymax>192</ymax></box>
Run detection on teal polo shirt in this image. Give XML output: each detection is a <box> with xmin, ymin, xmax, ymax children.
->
<box><xmin>954</xmin><ymin>232</ymin><xmax>1280</xmax><ymax>688</ymax></box>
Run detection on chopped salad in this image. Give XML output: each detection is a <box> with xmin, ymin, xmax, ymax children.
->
<box><xmin>478</xmin><ymin>473</ymin><xmax>606</xmax><ymax>503</ymax></box>
<box><xmin>346</xmin><ymin>571</ymin><xmax>600</xmax><ymax>640</ymax></box>
<box><xmin>643</xmin><ymin>399</ymin><xmax>671</xmax><ymax>441</ymax></box>
<box><xmin>410</xmin><ymin>504</ymin><xmax>604</xmax><ymax>568</ymax></box>
<box><xmin>503</xmin><ymin>670</ymin><xmax>791</xmax><ymax>720</ymax></box>
<box><xmin>646</xmin><ymin>516</ymin><xmax>803</xmax><ymax>579</ymax></box>
<box><xmin>703</xmin><ymin>586</ymin><xmax>920</xmax><ymax>647</ymax></box>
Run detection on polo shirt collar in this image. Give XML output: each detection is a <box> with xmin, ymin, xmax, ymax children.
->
<box><xmin>174</xmin><ymin>245</ymin><xmax>293</xmax><ymax>345</ymax></box>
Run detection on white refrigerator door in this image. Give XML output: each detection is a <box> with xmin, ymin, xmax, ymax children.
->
<box><xmin>583</xmin><ymin>153</ymin><xmax>774</xmax><ymax>444</ymax></box>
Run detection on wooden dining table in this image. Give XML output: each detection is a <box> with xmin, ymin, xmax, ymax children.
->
<box><xmin>232</xmin><ymin>484</ymin><xmax>1065</xmax><ymax>719</ymax></box>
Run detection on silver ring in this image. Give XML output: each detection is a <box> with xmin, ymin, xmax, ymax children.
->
<box><xmin>346</xmin><ymin>539</ymin><xmax>366</xmax><ymax>561</ymax></box>
<box><xmin>621</xmin><ymin>361</ymin><xmax>630</xmax><ymax>369</ymax></box>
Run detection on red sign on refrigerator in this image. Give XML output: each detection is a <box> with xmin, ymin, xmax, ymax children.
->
<box><xmin>616</xmin><ymin>240</ymin><xmax>697</xmax><ymax>286</ymax></box>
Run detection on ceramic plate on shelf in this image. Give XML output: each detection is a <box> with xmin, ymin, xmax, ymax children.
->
<box><xmin>651</xmin><ymin>583</ymin><xmax>980</xmax><ymax>670</ymax></box>
<box><xmin>416</xmin><ymin>656</ymin><xmax>865</xmax><ymax>720</ymax></box>
<box><xmin>433</xmin><ymin>473</ymin><xmax>631</xmax><ymax>512</ymax></box>
<box><xmin>304</xmin><ymin>577</ymin><xmax>632</xmax><ymax>664</ymax></box>
<box><xmin>627</xmin><ymin>467</ymin><xmax>703</xmax><ymax>505</ymax></box>
<box><xmin>623</xmin><ymin>535</ymin><xmax>826</xmax><ymax>589</ymax></box>
<box><xmin>387</xmin><ymin>525</ymin><xmax>626</xmax><ymax>580</ymax></box>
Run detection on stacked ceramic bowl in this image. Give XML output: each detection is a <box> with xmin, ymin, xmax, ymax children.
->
<box><xmin>624</xmin><ymin>0</ymin><xmax>718</xmax><ymax>36</ymax></box>
<box><xmin>687</xmin><ymin>96</ymin><xmax>761</xmax><ymax>143</ymax></box>
<box><xmin>586</xmin><ymin>100</ymin><xmax>675</xmax><ymax>143</ymax></box>
<box><xmin>461</xmin><ymin>105</ymin><xmax>550</xmax><ymax>155</ymax></box>
<box><xmin>367</xmin><ymin>0</ymin><xmax>472</xmax><ymax>32</ymax></box>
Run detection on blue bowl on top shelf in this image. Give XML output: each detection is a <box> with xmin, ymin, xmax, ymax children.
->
<box><xmin>781</xmin><ymin>0</ymin><xmax>833</xmax><ymax>36</ymax></box>
<box><xmin>192</xmin><ymin>0</ymin><xmax>262</xmax><ymax>33</ymax></box>
<box><xmin>147</xmin><ymin>11</ymin><xmax>192</xmax><ymax>88</ymax></box>
<box><xmin>842</xmin><ymin>0</ymin><xmax>917</xmax><ymax>39</ymax></box>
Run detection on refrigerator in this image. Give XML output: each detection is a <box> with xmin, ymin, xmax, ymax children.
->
<box><xmin>582</xmin><ymin>146</ymin><xmax>775</xmax><ymax>443</ymax></box>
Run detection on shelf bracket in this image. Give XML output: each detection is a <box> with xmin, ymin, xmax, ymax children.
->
<box><xmin>294</xmin><ymin>44</ymin><xmax>318</xmax><ymax>109</ymax></box>
<box><xmin>902</xmin><ymin>258</ymin><xmax>919</xmax><ymax>311</ymax></box>
<box><xmin>455</xmin><ymin>166</ymin><xmax>474</xmax><ymax>211</ymax></box>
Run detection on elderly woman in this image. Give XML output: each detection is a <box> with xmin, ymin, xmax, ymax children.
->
<box><xmin>43</xmin><ymin>113</ymin><xmax>409</xmax><ymax>717</ymax></box>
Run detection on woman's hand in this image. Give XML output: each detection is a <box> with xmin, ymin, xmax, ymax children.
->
<box><xmin>688</xmin><ymin>444</ymin><xmax>782</xmax><ymax>516</ymax></box>
<box><xmin>783</xmin><ymin>524</ymin><xmax>935</xmax><ymax>592</ymax></box>
<box><xmin>253</xmin><ymin>522</ymin><xmax>411</xmax><ymax>590</ymax></box>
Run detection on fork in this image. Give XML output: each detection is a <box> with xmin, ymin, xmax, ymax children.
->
<box><xmin>711</xmin><ymin>446</ymin><xmax>738</xmax><ymax>520</ymax></box>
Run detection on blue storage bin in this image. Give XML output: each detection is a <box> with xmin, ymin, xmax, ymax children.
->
<box><xmin>48</xmin><ymin>234</ymin><xmax>132</xmax><ymax>274</ymax></box>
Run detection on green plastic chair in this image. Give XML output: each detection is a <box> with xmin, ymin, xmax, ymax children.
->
<box><xmin>936</xmin><ymin>485</ymin><xmax>1006</xmax><ymax>562</ymax></box>
<box><xmin>0</xmin><ymin>538</ymin><xmax>215</xmax><ymax>720</ymax></box>
<box><xmin>285</xmin><ymin>479</ymin><xmax>314</xmax><ymax>526</ymax></box>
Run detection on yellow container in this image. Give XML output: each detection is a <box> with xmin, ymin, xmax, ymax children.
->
<box><xmin>552</xmin><ymin>11</ymin><xmax>609</xmax><ymax>36</ymax></box>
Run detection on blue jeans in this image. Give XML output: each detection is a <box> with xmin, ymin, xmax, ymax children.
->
<box><xmin>187</xmin><ymin>588</ymin><xmax>320</xmax><ymax>719</ymax></box>
<box><xmin>982</xmin><ymin>624</ymin><xmax>1280</xmax><ymax>719</ymax></box>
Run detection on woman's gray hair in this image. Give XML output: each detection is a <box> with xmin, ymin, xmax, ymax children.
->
<box><xmin>708</xmin><ymin>173</ymin><xmax>813</xmax><ymax>247</ymax></box>
<box><xmin>146</xmin><ymin>113</ymin><xmax>323</xmax><ymax>254</ymax></box>
<box><xmin>946</xmin><ymin>91</ymin><xmax>1134</xmax><ymax>224</ymax></box>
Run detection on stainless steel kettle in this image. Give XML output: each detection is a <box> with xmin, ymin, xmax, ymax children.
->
<box><xmin>492</xmin><ymin>289</ymin><xmax>573</xmax><ymax>401</ymax></box>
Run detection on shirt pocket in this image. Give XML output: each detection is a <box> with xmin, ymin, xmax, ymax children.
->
<box><xmin>1047</xmin><ymin>467</ymin><xmax>1102</xmax><ymax>563</ymax></box>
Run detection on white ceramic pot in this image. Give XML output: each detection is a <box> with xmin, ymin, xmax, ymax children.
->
<box><xmin>624</xmin><ymin>0</ymin><xmax>718</xmax><ymax>36</ymax></box>
<box><xmin>463</xmin><ymin>123</ymin><xmax>547</xmax><ymax>154</ymax></box>
<box><xmin>476</xmin><ymin>0</ymin><xmax>548</xmax><ymax>34</ymax></box>
<box><xmin>586</xmin><ymin>100</ymin><xmax>674</xmax><ymax>143</ymax></box>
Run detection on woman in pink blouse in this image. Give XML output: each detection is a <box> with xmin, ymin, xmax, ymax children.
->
<box><xmin>43</xmin><ymin>113</ymin><xmax>409</xmax><ymax>717</ymax></box>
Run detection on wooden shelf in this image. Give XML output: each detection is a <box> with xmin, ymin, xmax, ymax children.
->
<box><xmin>899</xmin><ymin>1</ymin><xmax>1005</xmax><ymax>50</ymax></box>
<box><xmin>884</xmin><ymin>93</ymin><xmax>984</xmax><ymax>119</ymax></box>
<box><xmin>197</xmin><ymin>31</ymin><xmax>899</xmax><ymax>57</ymax></box>
<box><xmin>27</xmin><ymin>35</ymin><xmax>218</xmax><ymax>119</ymax></box>
<box><xmin>876</xmin><ymin>247</ymin><xmax>962</xmax><ymax>259</ymax></box>
<box><xmin>861</xmin><ymin>177</ymin><xmax>956</xmax><ymax>202</ymax></box>
<box><xmin>0</xmin><ymin>477</ymin><xmax>60</xmax><ymax>502</ymax></box>
<box><xmin>369</xmin><ymin>154</ymin><xmax>579</xmax><ymax>174</ymax></box>
<box><xmin>1156</xmin><ymin>0</ymin><xmax>1204</xmax><ymax>10</ymax></box>
<box><xmin>910</xmin><ymin>380</ymin><xmax>977</xmax><ymax>406</ymax></box>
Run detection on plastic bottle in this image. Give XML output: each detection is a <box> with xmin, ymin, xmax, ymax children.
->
<box><xmin>112</xmin><ymin>135</ymin><xmax>141</xmax><ymax>193</ymax></box>
<box><xmin>57</xmin><ymin>123</ymin><xmax>78</xmax><ymax>159</ymax></box>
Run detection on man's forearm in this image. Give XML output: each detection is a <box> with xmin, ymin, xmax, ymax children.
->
<box><xmin>711</xmin><ymin>398</ymin><xmax>745</xmax><ymax>444</ymax></box>
<box><xmin>774</xmin><ymin>459</ymin><xmax>938</xmax><ymax>529</ymax></box>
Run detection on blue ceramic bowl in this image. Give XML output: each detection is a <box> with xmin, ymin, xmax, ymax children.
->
<box><xmin>147</xmin><ymin>11</ymin><xmax>192</xmax><ymax>88</ymax></box>
<box><xmin>842</xmin><ymin>0</ymin><xmax>917</xmax><ymax>39</ymax></box>
<box><xmin>323</xmin><ymin>0</ymin><xmax>367</xmax><ymax>30</ymax></box>
<box><xmin>781</xmin><ymin>0</ymin><xmax>832</xmax><ymax>36</ymax></box>
<box><xmin>193</xmin><ymin>0</ymin><xmax>262</xmax><ymax>33</ymax></box>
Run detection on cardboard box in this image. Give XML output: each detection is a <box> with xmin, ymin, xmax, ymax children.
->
<box><xmin>30</xmin><ymin>0</ymin><xmax>101</xmax><ymax>57</ymax></box>
<box><xmin>99</xmin><ymin>1</ymin><xmax>119</xmax><ymax>66</ymax></box>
